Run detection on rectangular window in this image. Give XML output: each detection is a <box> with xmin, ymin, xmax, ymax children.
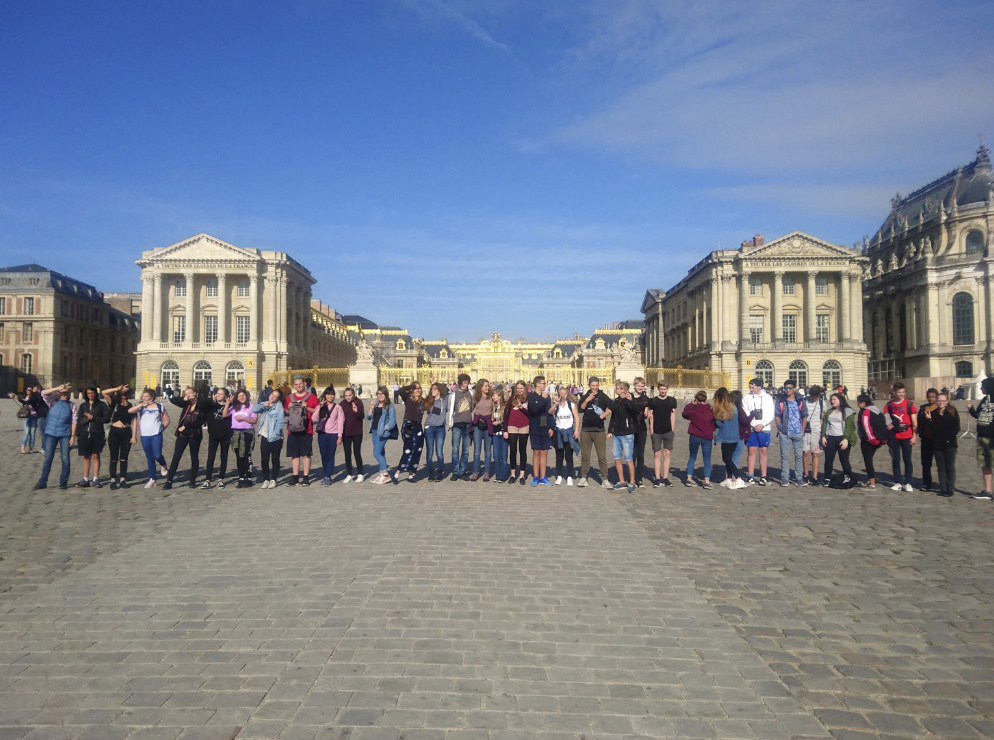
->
<box><xmin>816</xmin><ymin>276</ymin><xmax>828</xmax><ymax>295</ymax></box>
<box><xmin>0</xmin><ymin>297</ymin><xmax>5</xmax><ymax>315</ymax></box>
<box><xmin>23</xmin><ymin>297</ymin><xmax>35</xmax><ymax>315</ymax></box>
<box><xmin>236</xmin><ymin>315</ymin><xmax>250</xmax><ymax>343</ymax></box>
<box><xmin>0</xmin><ymin>323</ymin><xmax>4</xmax><ymax>342</ymax></box>
<box><xmin>783</xmin><ymin>314</ymin><xmax>797</xmax><ymax>343</ymax></box>
<box><xmin>749</xmin><ymin>276</ymin><xmax>762</xmax><ymax>295</ymax></box>
<box><xmin>749</xmin><ymin>315</ymin><xmax>764</xmax><ymax>343</ymax></box>
<box><xmin>20</xmin><ymin>353</ymin><xmax>31</xmax><ymax>375</ymax></box>
<box><xmin>816</xmin><ymin>314</ymin><xmax>830</xmax><ymax>343</ymax></box>
<box><xmin>206</xmin><ymin>280</ymin><xmax>218</xmax><ymax>298</ymax></box>
<box><xmin>237</xmin><ymin>280</ymin><xmax>250</xmax><ymax>298</ymax></box>
<box><xmin>175</xmin><ymin>280</ymin><xmax>187</xmax><ymax>298</ymax></box>
<box><xmin>22</xmin><ymin>322</ymin><xmax>33</xmax><ymax>342</ymax></box>
<box><xmin>782</xmin><ymin>277</ymin><xmax>795</xmax><ymax>295</ymax></box>
<box><xmin>172</xmin><ymin>315</ymin><xmax>186</xmax><ymax>343</ymax></box>
<box><xmin>204</xmin><ymin>315</ymin><xmax>218</xmax><ymax>344</ymax></box>
<box><xmin>62</xmin><ymin>300</ymin><xmax>69</xmax><ymax>317</ymax></box>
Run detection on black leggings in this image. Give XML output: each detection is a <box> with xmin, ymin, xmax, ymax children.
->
<box><xmin>167</xmin><ymin>435</ymin><xmax>201</xmax><ymax>483</ymax></box>
<box><xmin>235</xmin><ymin>432</ymin><xmax>254</xmax><ymax>478</ymax></box>
<box><xmin>107</xmin><ymin>426</ymin><xmax>132</xmax><ymax>481</ymax></box>
<box><xmin>633</xmin><ymin>430</ymin><xmax>646</xmax><ymax>483</ymax></box>
<box><xmin>342</xmin><ymin>435</ymin><xmax>363</xmax><ymax>475</ymax></box>
<box><xmin>260</xmin><ymin>437</ymin><xmax>282</xmax><ymax>480</ymax></box>
<box><xmin>824</xmin><ymin>436</ymin><xmax>852</xmax><ymax>478</ymax></box>
<box><xmin>721</xmin><ymin>442</ymin><xmax>739</xmax><ymax>479</ymax></box>
<box><xmin>205</xmin><ymin>434</ymin><xmax>230</xmax><ymax>482</ymax></box>
<box><xmin>934</xmin><ymin>447</ymin><xmax>957</xmax><ymax>493</ymax></box>
<box><xmin>861</xmin><ymin>441</ymin><xmax>881</xmax><ymax>479</ymax></box>
<box><xmin>508</xmin><ymin>433</ymin><xmax>528</xmax><ymax>472</ymax></box>
<box><xmin>555</xmin><ymin>445</ymin><xmax>574</xmax><ymax>478</ymax></box>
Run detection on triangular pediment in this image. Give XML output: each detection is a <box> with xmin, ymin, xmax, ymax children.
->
<box><xmin>641</xmin><ymin>289</ymin><xmax>665</xmax><ymax>314</ymax></box>
<box><xmin>743</xmin><ymin>231</ymin><xmax>855</xmax><ymax>260</ymax></box>
<box><xmin>146</xmin><ymin>233</ymin><xmax>260</xmax><ymax>263</ymax></box>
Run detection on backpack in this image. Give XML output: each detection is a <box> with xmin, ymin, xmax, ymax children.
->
<box><xmin>287</xmin><ymin>396</ymin><xmax>308</xmax><ymax>433</ymax></box>
<box><xmin>864</xmin><ymin>409</ymin><xmax>889</xmax><ymax>446</ymax></box>
<box><xmin>829</xmin><ymin>473</ymin><xmax>856</xmax><ymax>489</ymax></box>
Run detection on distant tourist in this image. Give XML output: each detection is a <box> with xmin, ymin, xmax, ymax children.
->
<box><xmin>916</xmin><ymin>388</ymin><xmax>939</xmax><ymax>491</ymax></box>
<box><xmin>201</xmin><ymin>388</ymin><xmax>232</xmax><ymax>489</ymax></box>
<box><xmin>527</xmin><ymin>376</ymin><xmax>554</xmax><ymax>486</ymax></box>
<box><xmin>101</xmin><ymin>384</ymin><xmax>138</xmax><ymax>490</ymax></box>
<box><xmin>713</xmin><ymin>387</ymin><xmax>748</xmax><ymax>489</ymax></box>
<box><xmin>504</xmin><ymin>380</ymin><xmax>531</xmax><ymax>485</ymax></box>
<box><xmin>76</xmin><ymin>386</ymin><xmax>110</xmax><ymax>488</ymax></box>
<box><xmin>339</xmin><ymin>387</ymin><xmax>365</xmax><ymax>483</ymax></box>
<box><xmin>229</xmin><ymin>390</ymin><xmax>257</xmax><ymax>488</ymax></box>
<box><xmin>630</xmin><ymin>377</ymin><xmax>649</xmax><ymax>488</ymax></box>
<box><xmin>312</xmin><ymin>386</ymin><xmax>343</xmax><ymax>486</ymax></box>
<box><xmin>577</xmin><ymin>377</ymin><xmax>613</xmax><ymax>489</ymax></box>
<box><xmin>774</xmin><ymin>380</ymin><xmax>807</xmax><ymax>487</ymax></box>
<box><xmin>608</xmin><ymin>380</ymin><xmax>639</xmax><ymax>492</ymax></box>
<box><xmin>803</xmin><ymin>386</ymin><xmax>825</xmax><ymax>485</ymax></box>
<box><xmin>647</xmin><ymin>381</ymin><xmax>676</xmax><ymax>488</ymax></box>
<box><xmin>820</xmin><ymin>393</ymin><xmax>856</xmax><ymax>486</ymax></box>
<box><xmin>967</xmin><ymin>377</ymin><xmax>994</xmax><ymax>500</ymax></box>
<box><xmin>163</xmin><ymin>386</ymin><xmax>206</xmax><ymax>490</ymax></box>
<box><xmin>32</xmin><ymin>383</ymin><xmax>77</xmax><ymax>491</ymax></box>
<box><xmin>447</xmin><ymin>374</ymin><xmax>473</xmax><ymax>481</ymax></box>
<box><xmin>284</xmin><ymin>375</ymin><xmax>319</xmax><ymax>486</ymax></box>
<box><xmin>394</xmin><ymin>382</ymin><xmax>426</xmax><ymax>483</ymax></box>
<box><xmin>551</xmin><ymin>385</ymin><xmax>579</xmax><ymax>486</ymax></box>
<box><xmin>928</xmin><ymin>393</ymin><xmax>959</xmax><ymax>497</ymax></box>
<box><xmin>424</xmin><ymin>382</ymin><xmax>450</xmax><ymax>481</ymax></box>
<box><xmin>682</xmin><ymin>390</ymin><xmax>714</xmax><ymax>489</ymax></box>
<box><xmin>856</xmin><ymin>394</ymin><xmax>887</xmax><ymax>488</ymax></box>
<box><xmin>742</xmin><ymin>378</ymin><xmax>774</xmax><ymax>485</ymax></box>
<box><xmin>130</xmin><ymin>388</ymin><xmax>170</xmax><ymax>489</ymax></box>
<box><xmin>883</xmin><ymin>382</ymin><xmax>917</xmax><ymax>492</ymax></box>
<box><xmin>253</xmin><ymin>388</ymin><xmax>285</xmax><ymax>488</ymax></box>
<box><xmin>470</xmin><ymin>379</ymin><xmax>494</xmax><ymax>481</ymax></box>
<box><xmin>490</xmin><ymin>386</ymin><xmax>509</xmax><ymax>482</ymax></box>
<box><xmin>368</xmin><ymin>386</ymin><xmax>397</xmax><ymax>484</ymax></box>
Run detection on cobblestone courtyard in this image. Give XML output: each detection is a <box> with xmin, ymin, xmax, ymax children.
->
<box><xmin>1</xmin><ymin>402</ymin><xmax>992</xmax><ymax>739</ymax></box>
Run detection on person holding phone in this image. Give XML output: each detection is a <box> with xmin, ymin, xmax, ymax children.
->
<box><xmin>102</xmin><ymin>384</ymin><xmax>138</xmax><ymax>489</ymax></box>
<box><xmin>423</xmin><ymin>383</ymin><xmax>450</xmax><ymax>481</ymax></box>
<box><xmin>742</xmin><ymin>377</ymin><xmax>775</xmax><ymax>485</ymax></box>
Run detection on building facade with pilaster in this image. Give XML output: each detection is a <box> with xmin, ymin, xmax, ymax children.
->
<box><xmin>643</xmin><ymin>231</ymin><xmax>869</xmax><ymax>391</ymax></box>
<box><xmin>135</xmin><ymin>233</ymin><xmax>329</xmax><ymax>392</ymax></box>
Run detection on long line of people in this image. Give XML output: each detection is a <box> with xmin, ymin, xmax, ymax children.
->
<box><xmin>10</xmin><ymin>375</ymin><xmax>994</xmax><ymax>499</ymax></box>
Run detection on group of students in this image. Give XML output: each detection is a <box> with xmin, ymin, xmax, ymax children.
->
<box><xmin>14</xmin><ymin>373</ymin><xmax>994</xmax><ymax>499</ymax></box>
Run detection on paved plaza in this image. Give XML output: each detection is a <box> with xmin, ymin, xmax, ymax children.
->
<box><xmin>0</xmin><ymin>401</ymin><xmax>993</xmax><ymax>739</ymax></box>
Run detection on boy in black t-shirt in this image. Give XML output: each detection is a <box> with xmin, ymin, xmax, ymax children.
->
<box><xmin>647</xmin><ymin>381</ymin><xmax>677</xmax><ymax>487</ymax></box>
<box><xmin>576</xmin><ymin>377</ymin><xmax>613</xmax><ymax>488</ymax></box>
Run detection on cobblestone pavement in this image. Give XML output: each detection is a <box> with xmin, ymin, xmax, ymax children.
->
<box><xmin>0</xmin><ymin>399</ymin><xmax>992</xmax><ymax>739</ymax></box>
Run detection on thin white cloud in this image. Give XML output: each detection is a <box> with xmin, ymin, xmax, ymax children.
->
<box><xmin>399</xmin><ymin>0</ymin><xmax>511</xmax><ymax>53</ymax></box>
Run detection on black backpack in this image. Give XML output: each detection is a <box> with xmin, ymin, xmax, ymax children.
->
<box><xmin>829</xmin><ymin>473</ymin><xmax>856</xmax><ymax>489</ymax></box>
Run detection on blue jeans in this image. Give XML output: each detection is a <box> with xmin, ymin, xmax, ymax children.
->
<box><xmin>39</xmin><ymin>434</ymin><xmax>71</xmax><ymax>487</ymax></box>
<box><xmin>21</xmin><ymin>416</ymin><xmax>39</xmax><ymax>448</ymax></box>
<box><xmin>492</xmin><ymin>433</ymin><xmax>509</xmax><ymax>480</ymax></box>
<box><xmin>141</xmin><ymin>433</ymin><xmax>167</xmax><ymax>480</ymax></box>
<box><xmin>687</xmin><ymin>434</ymin><xmax>712</xmax><ymax>480</ymax></box>
<box><xmin>451</xmin><ymin>424</ymin><xmax>470</xmax><ymax>475</ymax></box>
<box><xmin>732</xmin><ymin>439</ymin><xmax>744</xmax><ymax>468</ymax></box>
<box><xmin>779</xmin><ymin>432</ymin><xmax>804</xmax><ymax>483</ymax></box>
<box><xmin>472</xmin><ymin>426</ymin><xmax>492</xmax><ymax>475</ymax></box>
<box><xmin>317</xmin><ymin>432</ymin><xmax>338</xmax><ymax>478</ymax></box>
<box><xmin>424</xmin><ymin>425</ymin><xmax>446</xmax><ymax>470</ymax></box>
<box><xmin>373</xmin><ymin>435</ymin><xmax>389</xmax><ymax>472</ymax></box>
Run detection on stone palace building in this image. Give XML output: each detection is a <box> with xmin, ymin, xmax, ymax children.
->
<box><xmin>135</xmin><ymin>233</ymin><xmax>354</xmax><ymax>392</ymax></box>
<box><xmin>0</xmin><ymin>264</ymin><xmax>141</xmax><ymax>392</ymax></box>
<box><xmin>863</xmin><ymin>144</ymin><xmax>993</xmax><ymax>390</ymax></box>
<box><xmin>642</xmin><ymin>231</ymin><xmax>869</xmax><ymax>391</ymax></box>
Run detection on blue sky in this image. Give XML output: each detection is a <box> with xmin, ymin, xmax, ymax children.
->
<box><xmin>2</xmin><ymin>0</ymin><xmax>993</xmax><ymax>341</ymax></box>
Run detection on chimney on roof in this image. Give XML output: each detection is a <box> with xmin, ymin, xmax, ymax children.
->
<box><xmin>753</xmin><ymin>234</ymin><xmax>764</xmax><ymax>247</ymax></box>
<box><xmin>741</xmin><ymin>240</ymin><xmax>750</xmax><ymax>249</ymax></box>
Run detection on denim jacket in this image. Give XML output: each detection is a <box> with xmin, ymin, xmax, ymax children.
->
<box><xmin>367</xmin><ymin>404</ymin><xmax>397</xmax><ymax>440</ymax></box>
<box><xmin>252</xmin><ymin>401</ymin><xmax>285</xmax><ymax>441</ymax></box>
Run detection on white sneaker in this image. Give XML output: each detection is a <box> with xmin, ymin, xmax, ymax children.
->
<box><xmin>160</xmin><ymin>466</ymin><xmax>168</xmax><ymax>476</ymax></box>
<box><xmin>890</xmin><ymin>483</ymin><xmax>903</xmax><ymax>491</ymax></box>
<box><xmin>566</xmin><ymin>477</ymin><xmax>574</xmax><ymax>486</ymax></box>
<box><xmin>145</xmin><ymin>479</ymin><xmax>156</xmax><ymax>489</ymax></box>
<box><xmin>576</xmin><ymin>478</ymin><xmax>587</xmax><ymax>487</ymax></box>
<box><xmin>355</xmin><ymin>474</ymin><xmax>365</xmax><ymax>483</ymax></box>
<box><xmin>343</xmin><ymin>475</ymin><xmax>354</xmax><ymax>483</ymax></box>
<box><xmin>903</xmin><ymin>483</ymin><xmax>913</xmax><ymax>492</ymax></box>
<box><xmin>731</xmin><ymin>478</ymin><xmax>749</xmax><ymax>489</ymax></box>
<box><xmin>554</xmin><ymin>476</ymin><xmax>563</xmax><ymax>485</ymax></box>
<box><xmin>719</xmin><ymin>479</ymin><xmax>730</xmax><ymax>488</ymax></box>
<box><xmin>270</xmin><ymin>479</ymin><xmax>278</xmax><ymax>488</ymax></box>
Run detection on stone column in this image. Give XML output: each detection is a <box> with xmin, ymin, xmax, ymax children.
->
<box><xmin>151</xmin><ymin>275</ymin><xmax>162</xmax><ymax>342</ymax></box>
<box><xmin>265</xmin><ymin>276</ymin><xmax>277</xmax><ymax>343</ymax></box>
<box><xmin>249</xmin><ymin>274</ymin><xmax>260</xmax><ymax>346</ymax></box>
<box><xmin>140</xmin><ymin>276</ymin><xmax>153</xmax><ymax>343</ymax></box>
<box><xmin>851</xmin><ymin>276</ymin><xmax>864</xmax><ymax>344</ymax></box>
<box><xmin>773</xmin><ymin>271</ymin><xmax>784</xmax><ymax>342</ymax></box>
<box><xmin>656</xmin><ymin>302</ymin><xmax>663</xmax><ymax>365</ymax></box>
<box><xmin>739</xmin><ymin>272</ymin><xmax>749</xmax><ymax>346</ymax></box>
<box><xmin>184</xmin><ymin>273</ymin><xmax>196</xmax><ymax>344</ymax></box>
<box><xmin>216</xmin><ymin>273</ymin><xmax>227</xmax><ymax>345</ymax></box>
<box><xmin>806</xmin><ymin>270</ymin><xmax>817</xmax><ymax>344</ymax></box>
<box><xmin>710</xmin><ymin>275</ymin><xmax>720</xmax><ymax>349</ymax></box>
<box><xmin>840</xmin><ymin>271</ymin><xmax>851</xmax><ymax>342</ymax></box>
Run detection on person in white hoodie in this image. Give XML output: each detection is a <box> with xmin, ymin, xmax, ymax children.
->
<box><xmin>742</xmin><ymin>377</ymin><xmax>775</xmax><ymax>485</ymax></box>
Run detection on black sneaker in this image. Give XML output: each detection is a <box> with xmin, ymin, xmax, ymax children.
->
<box><xmin>118</xmin><ymin>480</ymin><xmax>128</xmax><ymax>489</ymax></box>
<box><xmin>110</xmin><ymin>481</ymin><xmax>119</xmax><ymax>490</ymax></box>
<box><xmin>461</xmin><ymin>473</ymin><xmax>471</xmax><ymax>482</ymax></box>
<box><xmin>821</xmin><ymin>478</ymin><xmax>831</xmax><ymax>487</ymax></box>
<box><xmin>301</xmin><ymin>477</ymin><xmax>310</xmax><ymax>486</ymax></box>
<box><xmin>507</xmin><ymin>476</ymin><xmax>517</xmax><ymax>485</ymax></box>
<box><xmin>661</xmin><ymin>478</ymin><xmax>673</xmax><ymax>488</ymax></box>
<box><xmin>971</xmin><ymin>491</ymin><xmax>994</xmax><ymax>500</ymax></box>
<box><xmin>653</xmin><ymin>479</ymin><xmax>660</xmax><ymax>488</ymax></box>
<box><xmin>288</xmin><ymin>477</ymin><xmax>298</xmax><ymax>487</ymax></box>
<box><xmin>518</xmin><ymin>476</ymin><xmax>527</xmax><ymax>486</ymax></box>
<box><xmin>450</xmin><ymin>473</ymin><xmax>459</xmax><ymax>481</ymax></box>
<box><xmin>920</xmin><ymin>483</ymin><xmax>932</xmax><ymax>492</ymax></box>
<box><xmin>162</xmin><ymin>481</ymin><xmax>173</xmax><ymax>490</ymax></box>
<box><xmin>59</xmin><ymin>483</ymin><xmax>68</xmax><ymax>490</ymax></box>
<box><xmin>187</xmin><ymin>481</ymin><xmax>197</xmax><ymax>488</ymax></box>
<box><xmin>78</xmin><ymin>479</ymin><xmax>90</xmax><ymax>488</ymax></box>
<box><xmin>758</xmin><ymin>477</ymin><xmax>768</xmax><ymax>486</ymax></box>
<box><xmin>32</xmin><ymin>482</ymin><xmax>46</xmax><ymax>491</ymax></box>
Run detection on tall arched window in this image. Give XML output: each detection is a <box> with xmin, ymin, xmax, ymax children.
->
<box><xmin>161</xmin><ymin>360</ymin><xmax>180</xmax><ymax>389</ymax></box>
<box><xmin>822</xmin><ymin>360</ymin><xmax>842</xmax><ymax>390</ymax></box>
<box><xmin>225</xmin><ymin>361</ymin><xmax>245</xmax><ymax>388</ymax></box>
<box><xmin>754</xmin><ymin>360</ymin><xmax>774</xmax><ymax>388</ymax></box>
<box><xmin>966</xmin><ymin>230</ymin><xmax>985</xmax><ymax>254</ymax></box>
<box><xmin>952</xmin><ymin>292</ymin><xmax>974</xmax><ymax>345</ymax></box>
<box><xmin>193</xmin><ymin>360</ymin><xmax>212</xmax><ymax>387</ymax></box>
<box><xmin>788</xmin><ymin>360</ymin><xmax>808</xmax><ymax>389</ymax></box>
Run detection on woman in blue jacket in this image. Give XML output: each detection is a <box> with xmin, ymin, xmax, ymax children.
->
<box><xmin>367</xmin><ymin>386</ymin><xmax>397</xmax><ymax>485</ymax></box>
<box><xmin>253</xmin><ymin>388</ymin><xmax>286</xmax><ymax>488</ymax></box>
